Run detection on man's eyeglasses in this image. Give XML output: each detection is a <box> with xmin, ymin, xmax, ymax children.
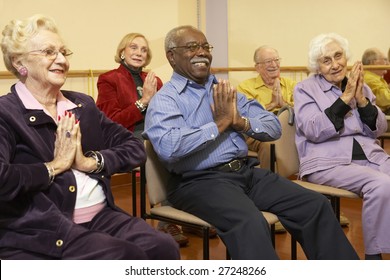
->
<box><xmin>170</xmin><ymin>43</ymin><xmax>213</xmax><ymax>53</ymax></box>
<box><xmin>27</xmin><ymin>48</ymin><xmax>73</xmax><ymax>59</ymax></box>
<box><xmin>256</xmin><ymin>58</ymin><xmax>281</xmax><ymax>66</ymax></box>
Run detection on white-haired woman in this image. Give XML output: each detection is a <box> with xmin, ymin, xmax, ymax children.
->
<box><xmin>0</xmin><ymin>14</ymin><xmax>179</xmax><ymax>260</ymax></box>
<box><xmin>294</xmin><ymin>33</ymin><xmax>390</xmax><ymax>260</ymax></box>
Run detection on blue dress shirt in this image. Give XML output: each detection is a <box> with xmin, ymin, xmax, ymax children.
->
<box><xmin>143</xmin><ymin>72</ymin><xmax>281</xmax><ymax>173</ymax></box>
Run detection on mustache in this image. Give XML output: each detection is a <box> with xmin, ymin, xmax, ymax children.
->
<box><xmin>190</xmin><ymin>58</ymin><xmax>210</xmax><ymax>64</ymax></box>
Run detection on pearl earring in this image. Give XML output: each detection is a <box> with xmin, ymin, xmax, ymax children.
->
<box><xmin>18</xmin><ymin>66</ymin><xmax>28</xmax><ymax>76</ymax></box>
<box><xmin>121</xmin><ymin>53</ymin><xmax>125</xmax><ymax>60</ymax></box>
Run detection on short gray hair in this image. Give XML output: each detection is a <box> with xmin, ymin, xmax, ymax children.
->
<box><xmin>253</xmin><ymin>45</ymin><xmax>278</xmax><ymax>63</ymax></box>
<box><xmin>164</xmin><ymin>25</ymin><xmax>198</xmax><ymax>52</ymax></box>
<box><xmin>308</xmin><ymin>33</ymin><xmax>350</xmax><ymax>73</ymax></box>
<box><xmin>362</xmin><ymin>48</ymin><xmax>380</xmax><ymax>65</ymax></box>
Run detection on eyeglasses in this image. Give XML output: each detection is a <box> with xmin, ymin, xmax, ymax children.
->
<box><xmin>256</xmin><ymin>58</ymin><xmax>281</xmax><ymax>66</ymax></box>
<box><xmin>170</xmin><ymin>43</ymin><xmax>213</xmax><ymax>53</ymax></box>
<box><xmin>27</xmin><ymin>48</ymin><xmax>73</xmax><ymax>59</ymax></box>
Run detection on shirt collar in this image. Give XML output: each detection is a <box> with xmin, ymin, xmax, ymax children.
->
<box><xmin>170</xmin><ymin>72</ymin><xmax>218</xmax><ymax>95</ymax></box>
<box><xmin>255</xmin><ymin>75</ymin><xmax>287</xmax><ymax>89</ymax></box>
<box><xmin>15</xmin><ymin>81</ymin><xmax>78</xmax><ymax>121</ymax></box>
<box><xmin>315</xmin><ymin>74</ymin><xmax>347</xmax><ymax>93</ymax></box>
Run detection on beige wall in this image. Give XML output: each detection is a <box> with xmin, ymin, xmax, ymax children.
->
<box><xmin>227</xmin><ymin>0</ymin><xmax>390</xmax><ymax>86</ymax></box>
<box><xmin>0</xmin><ymin>0</ymin><xmax>199</xmax><ymax>96</ymax></box>
<box><xmin>0</xmin><ymin>0</ymin><xmax>389</xmax><ymax>96</ymax></box>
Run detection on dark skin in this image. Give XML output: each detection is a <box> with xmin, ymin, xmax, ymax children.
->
<box><xmin>166</xmin><ymin>27</ymin><xmax>247</xmax><ymax>134</ymax></box>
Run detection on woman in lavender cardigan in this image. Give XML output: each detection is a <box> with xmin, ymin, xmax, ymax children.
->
<box><xmin>294</xmin><ymin>33</ymin><xmax>390</xmax><ymax>260</ymax></box>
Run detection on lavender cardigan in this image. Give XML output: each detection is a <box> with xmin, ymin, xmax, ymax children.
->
<box><xmin>294</xmin><ymin>74</ymin><xmax>389</xmax><ymax>178</ymax></box>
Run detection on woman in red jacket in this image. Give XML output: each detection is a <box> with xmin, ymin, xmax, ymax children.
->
<box><xmin>97</xmin><ymin>33</ymin><xmax>163</xmax><ymax>139</ymax></box>
<box><xmin>97</xmin><ymin>33</ymin><xmax>192</xmax><ymax>246</ymax></box>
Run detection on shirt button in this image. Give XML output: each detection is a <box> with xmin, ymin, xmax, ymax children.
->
<box><xmin>68</xmin><ymin>185</ymin><xmax>76</xmax><ymax>192</ymax></box>
<box><xmin>56</xmin><ymin>239</ymin><xmax>64</xmax><ymax>247</ymax></box>
<box><xmin>29</xmin><ymin>116</ymin><xmax>36</xmax><ymax>122</ymax></box>
<box><xmin>211</xmin><ymin>133</ymin><xmax>215</xmax><ymax>138</ymax></box>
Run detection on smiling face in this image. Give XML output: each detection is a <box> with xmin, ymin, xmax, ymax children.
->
<box><xmin>166</xmin><ymin>28</ymin><xmax>212</xmax><ymax>85</ymax></box>
<box><xmin>123</xmin><ymin>36</ymin><xmax>149</xmax><ymax>70</ymax></box>
<box><xmin>317</xmin><ymin>41</ymin><xmax>348</xmax><ymax>87</ymax></box>
<box><xmin>15</xmin><ymin>29</ymin><xmax>70</xmax><ymax>92</ymax></box>
<box><xmin>255</xmin><ymin>48</ymin><xmax>281</xmax><ymax>81</ymax></box>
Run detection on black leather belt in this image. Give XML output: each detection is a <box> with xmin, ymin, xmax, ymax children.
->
<box><xmin>209</xmin><ymin>158</ymin><xmax>247</xmax><ymax>172</ymax></box>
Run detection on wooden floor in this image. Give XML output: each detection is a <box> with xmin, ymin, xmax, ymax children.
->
<box><xmin>111</xmin><ymin>139</ymin><xmax>390</xmax><ymax>260</ymax></box>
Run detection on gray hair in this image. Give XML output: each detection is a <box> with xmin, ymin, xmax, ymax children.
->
<box><xmin>164</xmin><ymin>25</ymin><xmax>198</xmax><ymax>52</ymax></box>
<box><xmin>362</xmin><ymin>48</ymin><xmax>381</xmax><ymax>65</ymax></box>
<box><xmin>253</xmin><ymin>45</ymin><xmax>278</xmax><ymax>63</ymax></box>
<box><xmin>308</xmin><ymin>33</ymin><xmax>350</xmax><ymax>73</ymax></box>
<box><xmin>1</xmin><ymin>14</ymin><xmax>59</xmax><ymax>78</ymax></box>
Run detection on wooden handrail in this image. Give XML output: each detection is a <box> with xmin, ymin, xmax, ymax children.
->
<box><xmin>1</xmin><ymin>65</ymin><xmax>390</xmax><ymax>79</ymax></box>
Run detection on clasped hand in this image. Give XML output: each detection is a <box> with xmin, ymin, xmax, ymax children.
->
<box><xmin>266</xmin><ymin>78</ymin><xmax>285</xmax><ymax>111</ymax></box>
<box><xmin>49</xmin><ymin>111</ymin><xmax>96</xmax><ymax>175</ymax></box>
<box><xmin>341</xmin><ymin>61</ymin><xmax>366</xmax><ymax>107</ymax></box>
<box><xmin>212</xmin><ymin>79</ymin><xmax>245</xmax><ymax>133</ymax></box>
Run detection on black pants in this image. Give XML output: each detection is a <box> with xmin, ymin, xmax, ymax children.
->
<box><xmin>168</xmin><ymin>158</ymin><xmax>359</xmax><ymax>260</ymax></box>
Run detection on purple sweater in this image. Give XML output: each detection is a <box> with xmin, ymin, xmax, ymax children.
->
<box><xmin>0</xmin><ymin>85</ymin><xmax>146</xmax><ymax>258</ymax></box>
<box><xmin>294</xmin><ymin>74</ymin><xmax>389</xmax><ymax>177</ymax></box>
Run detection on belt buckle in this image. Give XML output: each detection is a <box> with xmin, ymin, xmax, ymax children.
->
<box><xmin>228</xmin><ymin>159</ymin><xmax>241</xmax><ymax>171</ymax></box>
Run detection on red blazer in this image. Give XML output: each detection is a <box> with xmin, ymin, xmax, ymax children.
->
<box><xmin>96</xmin><ymin>64</ymin><xmax>163</xmax><ymax>131</ymax></box>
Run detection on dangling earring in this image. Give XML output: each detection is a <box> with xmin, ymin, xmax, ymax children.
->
<box><xmin>120</xmin><ymin>53</ymin><xmax>125</xmax><ymax>60</ymax></box>
<box><xmin>18</xmin><ymin>66</ymin><xmax>28</xmax><ymax>76</ymax></box>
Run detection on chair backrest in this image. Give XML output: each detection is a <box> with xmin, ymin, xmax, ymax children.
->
<box><xmin>274</xmin><ymin>106</ymin><xmax>300</xmax><ymax>178</ymax></box>
<box><xmin>144</xmin><ymin>140</ymin><xmax>170</xmax><ymax>206</ymax></box>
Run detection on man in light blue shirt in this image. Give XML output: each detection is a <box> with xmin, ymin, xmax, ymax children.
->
<box><xmin>143</xmin><ymin>25</ymin><xmax>358</xmax><ymax>260</ymax></box>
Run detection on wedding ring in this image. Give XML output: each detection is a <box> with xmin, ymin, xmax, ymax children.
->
<box><xmin>65</xmin><ymin>131</ymin><xmax>71</xmax><ymax>138</ymax></box>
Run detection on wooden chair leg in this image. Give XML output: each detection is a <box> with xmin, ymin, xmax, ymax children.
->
<box><xmin>291</xmin><ymin>237</ymin><xmax>297</xmax><ymax>260</ymax></box>
<box><xmin>202</xmin><ymin>227</ymin><xmax>210</xmax><ymax>260</ymax></box>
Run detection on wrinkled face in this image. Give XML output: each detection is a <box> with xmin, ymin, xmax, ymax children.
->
<box><xmin>167</xmin><ymin>28</ymin><xmax>212</xmax><ymax>85</ymax></box>
<box><xmin>16</xmin><ymin>29</ymin><xmax>70</xmax><ymax>90</ymax></box>
<box><xmin>123</xmin><ymin>36</ymin><xmax>149</xmax><ymax>69</ymax></box>
<box><xmin>255</xmin><ymin>48</ymin><xmax>281</xmax><ymax>80</ymax></box>
<box><xmin>317</xmin><ymin>41</ymin><xmax>348</xmax><ymax>86</ymax></box>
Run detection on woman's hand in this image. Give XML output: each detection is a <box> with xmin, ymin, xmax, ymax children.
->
<box><xmin>341</xmin><ymin>61</ymin><xmax>362</xmax><ymax>105</ymax></box>
<box><xmin>49</xmin><ymin>111</ymin><xmax>78</xmax><ymax>175</ymax></box>
<box><xmin>354</xmin><ymin>62</ymin><xmax>367</xmax><ymax>107</ymax></box>
<box><xmin>71</xmin><ymin>123</ymin><xmax>97</xmax><ymax>172</ymax></box>
<box><xmin>139</xmin><ymin>71</ymin><xmax>157</xmax><ymax>105</ymax></box>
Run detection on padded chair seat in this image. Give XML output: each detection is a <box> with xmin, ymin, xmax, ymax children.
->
<box><xmin>292</xmin><ymin>180</ymin><xmax>360</xmax><ymax>199</ymax></box>
<box><xmin>151</xmin><ymin>206</ymin><xmax>279</xmax><ymax>232</ymax></box>
<box><xmin>150</xmin><ymin>206</ymin><xmax>213</xmax><ymax>227</ymax></box>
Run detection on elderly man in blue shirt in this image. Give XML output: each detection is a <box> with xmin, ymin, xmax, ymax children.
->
<box><xmin>143</xmin><ymin>25</ymin><xmax>358</xmax><ymax>260</ymax></box>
